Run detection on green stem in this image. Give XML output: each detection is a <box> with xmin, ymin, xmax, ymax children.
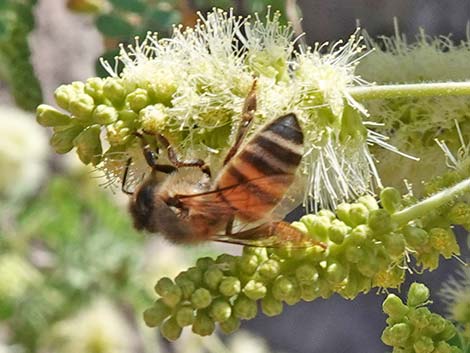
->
<box><xmin>391</xmin><ymin>178</ymin><xmax>470</xmax><ymax>225</ymax></box>
<box><xmin>348</xmin><ymin>82</ymin><xmax>470</xmax><ymax>101</ymax></box>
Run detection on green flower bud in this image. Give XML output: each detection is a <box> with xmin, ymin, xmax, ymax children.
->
<box><xmin>291</xmin><ymin>221</ymin><xmax>309</xmax><ymax>234</ymax></box>
<box><xmin>118</xmin><ymin>109</ymin><xmax>139</xmax><ymax>125</ymax></box>
<box><xmin>174</xmin><ymin>274</ymin><xmax>195</xmax><ymax>299</ymax></box>
<box><xmin>409</xmin><ymin>307</ymin><xmax>431</xmax><ymax>329</ymax></box>
<box><xmin>381</xmin><ymin>327</ymin><xmax>394</xmax><ymax>346</ymax></box>
<box><xmin>92</xmin><ymin>104</ymin><xmax>118</xmax><ymax>125</ymax></box>
<box><xmin>219</xmin><ymin>315</ymin><xmax>241</xmax><ymax>334</ymax></box>
<box><xmin>191</xmin><ymin>288</ymin><xmax>212</xmax><ymax>309</ymax></box>
<box><xmin>106</xmin><ymin>120</ymin><xmax>131</xmax><ymax>146</ymax></box>
<box><xmin>148</xmin><ymin>80</ymin><xmax>177</xmax><ymax>106</ymax></box>
<box><xmin>328</xmin><ymin>220</ymin><xmax>349</xmax><ymax>244</ymax></box>
<box><xmin>413</xmin><ymin>336</ymin><xmax>434</xmax><ymax>353</ymax></box>
<box><xmin>300</xmin><ymin>214</ymin><xmax>330</xmax><ymax>240</ymax></box>
<box><xmin>358</xmin><ymin>195</ymin><xmax>379</xmax><ymax>211</ymax></box>
<box><xmin>344</xmin><ymin>225</ymin><xmax>369</xmax><ymax>248</ymax></box>
<box><xmin>403</xmin><ymin>226</ymin><xmax>429</xmax><ymax>249</ymax></box>
<box><xmin>448</xmin><ymin>202</ymin><xmax>470</xmax><ymax>226</ymax></box>
<box><xmin>126</xmin><ymin>88</ymin><xmax>149</xmax><ymax>112</ymax></box>
<box><xmin>295</xmin><ymin>263</ymin><xmax>319</xmax><ymax>284</ymax></box>
<box><xmin>219</xmin><ymin>276</ymin><xmax>241</xmax><ymax>297</ymax></box>
<box><xmin>209</xmin><ymin>298</ymin><xmax>232</xmax><ymax>322</ymax></box>
<box><xmin>388</xmin><ymin>322</ymin><xmax>411</xmax><ymax>346</ymax></box>
<box><xmin>243</xmin><ymin>246</ymin><xmax>268</xmax><ymax>260</ymax></box>
<box><xmin>243</xmin><ymin>280</ymin><xmax>267</xmax><ymax>300</ymax></box>
<box><xmin>203</xmin><ymin>267</ymin><xmax>224</xmax><ymax>290</ymax></box>
<box><xmin>300</xmin><ymin>283</ymin><xmax>320</xmax><ymax>301</ymax></box>
<box><xmin>336</xmin><ymin>203</ymin><xmax>352</xmax><ymax>225</ymax></box>
<box><xmin>272</xmin><ymin>276</ymin><xmax>298</xmax><ymax>301</ymax></box>
<box><xmin>426</xmin><ymin>313</ymin><xmax>446</xmax><ymax>335</ymax></box>
<box><xmin>175</xmin><ymin>305</ymin><xmax>195</xmax><ymax>327</ymax></box>
<box><xmin>238</xmin><ymin>254</ymin><xmax>259</xmax><ymax>274</ymax></box>
<box><xmin>261</xmin><ymin>294</ymin><xmax>283</xmax><ymax>317</ymax></box>
<box><xmin>154</xmin><ymin>277</ymin><xmax>182</xmax><ymax>307</ymax></box>
<box><xmin>345</xmin><ymin>245</ymin><xmax>364</xmax><ymax>263</ymax></box>
<box><xmin>327</xmin><ymin>262</ymin><xmax>347</xmax><ymax>283</ymax></box>
<box><xmin>155</xmin><ymin>277</ymin><xmax>173</xmax><ymax>296</ymax></box>
<box><xmin>37</xmin><ymin>104</ymin><xmax>71</xmax><ymax>126</ymax></box>
<box><xmin>233</xmin><ymin>295</ymin><xmax>257</xmax><ymax>319</ymax></box>
<box><xmin>384</xmin><ymin>232</ymin><xmax>406</xmax><ymax>258</ymax></box>
<box><xmin>382</xmin><ymin>294</ymin><xmax>409</xmax><ymax>320</ymax></box>
<box><xmin>186</xmin><ymin>267</ymin><xmax>203</xmax><ymax>284</ymax></box>
<box><xmin>436</xmin><ymin>321</ymin><xmax>457</xmax><ymax>342</ymax></box>
<box><xmin>433</xmin><ymin>342</ymin><xmax>454</xmax><ymax>353</ymax></box>
<box><xmin>69</xmin><ymin>93</ymin><xmax>95</xmax><ymax>120</ymax></box>
<box><xmin>143</xmin><ymin>299</ymin><xmax>171</xmax><ymax>327</ymax></box>
<box><xmin>216</xmin><ymin>254</ymin><xmax>238</xmax><ymax>273</ymax></box>
<box><xmin>50</xmin><ymin>124</ymin><xmax>83</xmax><ymax>154</ymax></box>
<box><xmin>357</xmin><ymin>255</ymin><xmax>379</xmax><ymax>278</ymax></box>
<box><xmin>416</xmin><ymin>252</ymin><xmax>440</xmax><ymax>271</ymax></box>
<box><xmin>373</xmin><ymin>266</ymin><xmax>405</xmax><ymax>289</ymax></box>
<box><xmin>161</xmin><ymin>317</ymin><xmax>182</xmax><ymax>341</ymax></box>
<box><xmin>368</xmin><ymin>209</ymin><xmax>394</xmax><ymax>235</ymax></box>
<box><xmin>380</xmin><ymin>187</ymin><xmax>402</xmax><ymax>214</ymax></box>
<box><xmin>54</xmin><ymin>84</ymin><xmax>75</xmax><ymax>110</ymax></box>
<box><xmin>140</xmin><ymin>104</ymin><xmax>168</xmax><ymax>134</ymax></box>
<box><xmin>73</xmin><ymin>124</ymin><xmax>102</xmax><ymax>165</ymax></box>
<box><xmin>103</xmin><ymin>78</ymin><xmax>127</xmax><ymax>107</ymax></box>
<box><xmin>258</xmin><ymin>259</ymin><xmax>281</xmax><ymax>279</ymax></box>
<box><xmin>192</xmin><ymin>311</ymin><xmax>215</xmax><ymax>336</ymax></box>
<box><xmin>317</xmin><ymin>209</ymin><xmax>336</xmax><ymax>220</ymax></box>
<box><xmin>429</xmin><ymin>228</ymin><xmax>460</xmax><ymax>258</ymax></box>
<box><xmin>407</xmin><ymin>283</ymin><xmax>430</xmax><ymax>307</ymax></box>
<box><xmin>349</xmin><ymin>203</ymin><xmax>369</xmax><ymax>227</ymax></box>
<box><xmin>84</xmin><ymin>77</ymin><xmax>104</xmax><ymax>100</ymax></box>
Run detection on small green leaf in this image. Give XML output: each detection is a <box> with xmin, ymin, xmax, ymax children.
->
<box><xmin>108</xmin><ymin>0</ymin><xmax>146</xmax><ymax>13</ymax></box>
<box><xmin>146</xmin><ymin>9</ymin><xmax>181</xmax><ymax>31</ymax></box>
<box><xmin>96</xmin><ymin>13</ymin><xmax>133</xmax><ymax>37</ymax></box>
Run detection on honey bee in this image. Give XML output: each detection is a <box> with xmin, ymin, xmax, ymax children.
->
<box><xmin>124</xmin><ymin>82</ymin><xmax>322</xmax><ymax>248</ymax></box>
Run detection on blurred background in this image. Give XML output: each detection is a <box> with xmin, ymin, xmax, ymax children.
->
<box><xmin>1</xmin><ymin>1</ymin><xmax>469</xmax><ymax>353</ymax></box>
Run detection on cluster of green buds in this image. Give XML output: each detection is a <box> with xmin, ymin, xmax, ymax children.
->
<box><xmin>0</xmin><ymin>0</ymin><xmax>43</xmax><ymax>110</ymax></box>
<box><xmin>143</xmin><ymin>174</ymin><xmax>470</xmax><ymax>340</ymax></box>
<box><xmin>382</xmin><ymin>283</ymin><xmax>461</xmax><ymax>353</ymax></box>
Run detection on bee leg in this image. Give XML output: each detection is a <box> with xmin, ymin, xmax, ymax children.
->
<box><xmin>223</xmin><ymin>79</ymin><xmax>257</xmax><ymax>165</ymax></box>
<box><xmin>156</xmin><ymin>134</ymin><xmax>212</xmax><ymax>177</ymax></box>
<box><xmin>133</xmin><ymin>131</ymin><xmax>177</xmax><ymax>174</ymax></box>
<box><xmin>139</xmin><ymin>142</ymin><xmax>177</xmax><ymax>174</ymax></box>
<box><xmin>121</xmin><ymin>158</ymin><xmax>134</xmax><ymax>195</ymax></box>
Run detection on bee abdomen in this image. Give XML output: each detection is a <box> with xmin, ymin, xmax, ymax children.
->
<box><xmin>216</xmin><ymin>113</ymin><xmax>303</xmax><ymax>221</ymax></box>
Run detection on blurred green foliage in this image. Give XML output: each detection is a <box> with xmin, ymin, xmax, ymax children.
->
<box><xmin>0</xmin><ymin>174</ymin><xmax>149</xmax><ymax>352</ymax></box>
<box><xmin>0</xmin><ymin>0</ymin><xmax>43</xmax><ymax>111</ymax></box>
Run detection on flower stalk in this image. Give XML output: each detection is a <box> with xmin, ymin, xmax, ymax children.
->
<box><xmin>349</xmin><ymin>82</ymin><xmax>470</xmax><ymax>101</ymax></box>
<box><xmin>391</xmin><ymin>178</ymin><xmax>470</xmax><ymax>225</ymax></box>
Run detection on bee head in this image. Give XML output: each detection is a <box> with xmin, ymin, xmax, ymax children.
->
<box><xmin>128</xmin><ymin>178</ymin><xmax>186</xmax><ymax>236</ymax></box>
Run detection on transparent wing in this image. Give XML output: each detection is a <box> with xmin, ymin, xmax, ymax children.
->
<box><xmin>210</xmin><ymin>221</ymin><xmax>326</xmax><ymax>249</ymax></box>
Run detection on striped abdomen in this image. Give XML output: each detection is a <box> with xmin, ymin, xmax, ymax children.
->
<box><xmin>215</xmin><ymin>113</ymin><xmax>304</xmax><ymax>221</ymax></box>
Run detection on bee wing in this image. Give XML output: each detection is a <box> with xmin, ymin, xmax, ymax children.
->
<box><xmin>176</xmin><ymin>174</ymin><xmax>295</xmax><ymax>219</ymax></box>
<box><xmin>210</xmin><ymin>221</ymin><xmax>326</xmax><ymax>249</ymax></box>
